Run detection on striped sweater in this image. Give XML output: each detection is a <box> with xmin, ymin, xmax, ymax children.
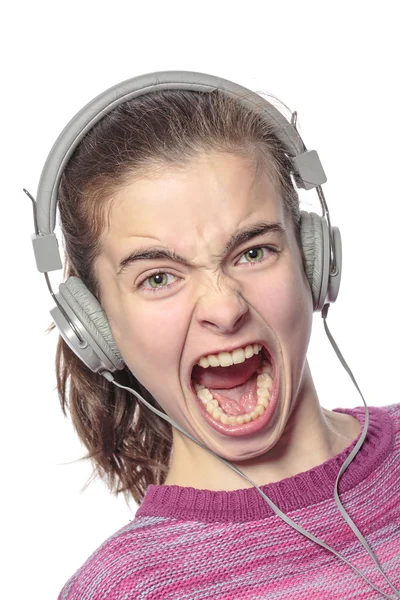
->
<box><xmin>59</xmin><ymin>403</ymin><xmax>400</xmax><ymax>599</ymax></box>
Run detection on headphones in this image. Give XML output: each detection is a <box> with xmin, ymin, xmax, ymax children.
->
<box><xmin>29</xmin><ymin>70</ymin><xmax>342</xmax><ymax>377</ymax></box>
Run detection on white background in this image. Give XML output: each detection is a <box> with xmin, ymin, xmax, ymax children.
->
<box><xmin>2</xmin><ymin>1</ymin><xmax>399</xmax><ymax>598</ymax></box>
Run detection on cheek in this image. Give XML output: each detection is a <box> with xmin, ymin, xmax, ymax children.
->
<box><xmin>247</xmin><ymin>262</ymin><xmax>313</xmax><ymax>348</ymax></box>
<box><xmin>111</xmin><ymin>294</ymin><xmax>191</xmax><ymax>388</ymax></box>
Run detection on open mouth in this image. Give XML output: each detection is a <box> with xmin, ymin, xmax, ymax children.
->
<box><xmin>190</xmin><ymin>343</ymin><xmax>278</xmax><ymax>436</ymax></box>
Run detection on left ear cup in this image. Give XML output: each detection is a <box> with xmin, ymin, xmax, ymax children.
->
<box><xmin>300</xmin><ymin>211</ymin><xmax>332</xmax><ymax>311</ymax></box>
<box><xmin>58</xmin><ymin>276</ymin><xmax>124</xmax><ymax>370</ymax></box>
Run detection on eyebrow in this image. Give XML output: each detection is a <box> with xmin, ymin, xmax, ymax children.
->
<box><xmin>117</xmin><ymin>221</ymin><xmax>286</xmax><ymax>275</ymax></box>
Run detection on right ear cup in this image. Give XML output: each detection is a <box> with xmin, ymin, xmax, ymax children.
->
<box><xmin>56</xmin><ymin>276</ymin><xmax>124</xmax><ymax>372</ymax></box>
<box><xmin>300</xmin><ymin>211</ymin><xmax>330</xmax><ymax>312</ymax></box>
<box><xmin>300</xmin><ymin>211</ymin><xmax>342</xmax><ymax>312</ymax></box>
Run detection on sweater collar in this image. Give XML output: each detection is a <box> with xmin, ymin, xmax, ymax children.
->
<box><xmin>137</xmin><ymin>406</ymin><xmax>394</xmax><ymax>522</ymax></box>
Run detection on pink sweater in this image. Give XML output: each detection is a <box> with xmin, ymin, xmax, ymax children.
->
<box><xmin>59</xmin><ymin>403</ymin><xmax>400</xmax><ymax>599</ymax></box>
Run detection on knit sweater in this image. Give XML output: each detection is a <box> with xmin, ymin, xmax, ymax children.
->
<box><xmin>59</xmin><ymin>403</ymin><xmax>400</xmax><ymax>599</ymax></box>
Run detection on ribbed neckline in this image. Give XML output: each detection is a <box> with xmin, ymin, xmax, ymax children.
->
<box><xmin>137</xmin><ymin>406</ymin><xmax>394</xmax><ymax>522</ymax></box>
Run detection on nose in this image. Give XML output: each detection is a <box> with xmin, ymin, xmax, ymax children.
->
<box><xmin>195</xmin><ymin>278</ymin><xmax>249</xmax><ymax>335</ymax></box>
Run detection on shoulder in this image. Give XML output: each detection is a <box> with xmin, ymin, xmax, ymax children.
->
<box><xmin>359</xmin><ymin>401</ymin><xmax>400</xmax><ymax>430</ymax></box>
<box><xmin>385</xmin><ymin>401</ymin><xmax>400</xmax><ymax>415</ymax></box>
<box><xmin>58</xmin><ymin>514</ymin><xmax>165</xmax><ymax>600</ymax></box>
<box><xmin>380</xmin><ymin>401</ymin><xmax>400</xmax><ymax>427</ymax></box>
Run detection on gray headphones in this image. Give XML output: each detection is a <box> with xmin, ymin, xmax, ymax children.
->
<box><xmin>29</xmin><ymin>71</ymin><xmax>342</xmax><ymax>376</ymax></box>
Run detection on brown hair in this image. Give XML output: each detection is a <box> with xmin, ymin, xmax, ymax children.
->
<box><xmin>55</xmin><ymin>89</ymin><xmax>302</xmax><ymax>505</ymax></box>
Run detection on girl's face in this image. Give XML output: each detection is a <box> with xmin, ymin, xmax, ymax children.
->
<box><xmin>97</xmin><ymin>151</ymin><xmax>313</xmax><ymax>461</ymax></box>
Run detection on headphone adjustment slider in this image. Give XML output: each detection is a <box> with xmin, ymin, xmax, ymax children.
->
<box><xmin>31</xmin><ymin>233</ymin><xmax>63</xmax><ymax>273</ymax></box>
<box><xmin>292</xmin><ymin>150</ymin><xmax>327</xmax><ymax>191</ymax></box>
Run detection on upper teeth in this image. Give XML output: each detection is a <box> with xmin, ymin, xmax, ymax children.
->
<box><xmin>197</xmin><ymin>343</ymin><xmax>262</xmax><ymax>368</ymax></box>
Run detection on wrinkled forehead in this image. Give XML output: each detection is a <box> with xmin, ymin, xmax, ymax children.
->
<box><xmin>100</xmin><ymin>152</ymin><xmax>287</xmax><ymax>264</ymax></box>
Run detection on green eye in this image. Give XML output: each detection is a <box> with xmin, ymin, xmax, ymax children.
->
<box><xmin>237</xmin><ymin>246</ymin><xmax>278</xmax><ymax>266</ymax></box>
<box><xmin>139</xmin><ymin>271</ymin><xmax>179</xmax><ymax>294</ymax></box>
<box><xmin>243</xmin><ymin>248</ymin><xmax>264</xmax><ymax>262</ymax></box>
<box><xmin>148</xmin><ymin>273</ymin><xmax>168</xmax><ymax>288</ymax></box>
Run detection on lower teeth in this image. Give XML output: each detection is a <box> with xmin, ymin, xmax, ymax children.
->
<box><xmin>194</xmin><ymin>360</ymin><xmax>273</xmax><ymax>426</ymax></box>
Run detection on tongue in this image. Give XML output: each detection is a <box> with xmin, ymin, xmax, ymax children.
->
<box><xmin>192</xmin><ymin>353</ymin><xmax>261</xmax><ymax>389</ymax></box>
<box><xmin>211</xmin><ymin>373</ymin><xmax>259</xmax><ymax>415</ymax></box>
<box><xmin>192</xmin><ymin>354</ymin><xmax>262</xmax><ymax>415</ymax></box>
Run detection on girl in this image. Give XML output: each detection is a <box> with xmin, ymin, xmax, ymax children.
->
<box><xmin>31</xmin><ymin>72</ymin><xmax>400</xmax><ymax>598</ymax></box>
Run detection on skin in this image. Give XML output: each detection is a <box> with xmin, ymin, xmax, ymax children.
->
<box><xmin>97</xmin><ymin>151</ymin><xmax>361</xmax><ymax>491</ymax></box>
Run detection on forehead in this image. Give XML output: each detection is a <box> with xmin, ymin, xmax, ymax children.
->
<box><xmin>101</xmin><ymin>152</ymin><xmax>286</xmax><ymax>261</ymax></box>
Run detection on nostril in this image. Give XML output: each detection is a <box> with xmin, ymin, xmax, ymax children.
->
<box><xmin>197</xmin><ymin>291</ymin><xmax>249</xmax><ymax>333</ymax></box>
<box><xmin>236</xmin><ymin>312</ymin><xmax>247</xmax><ymax>327</ymax></box>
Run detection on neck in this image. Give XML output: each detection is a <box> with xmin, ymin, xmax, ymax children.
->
<box><xmin>164</xmin><ymin>361</ymin><xmax>361</xmax><ymax>491</ymax></box>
